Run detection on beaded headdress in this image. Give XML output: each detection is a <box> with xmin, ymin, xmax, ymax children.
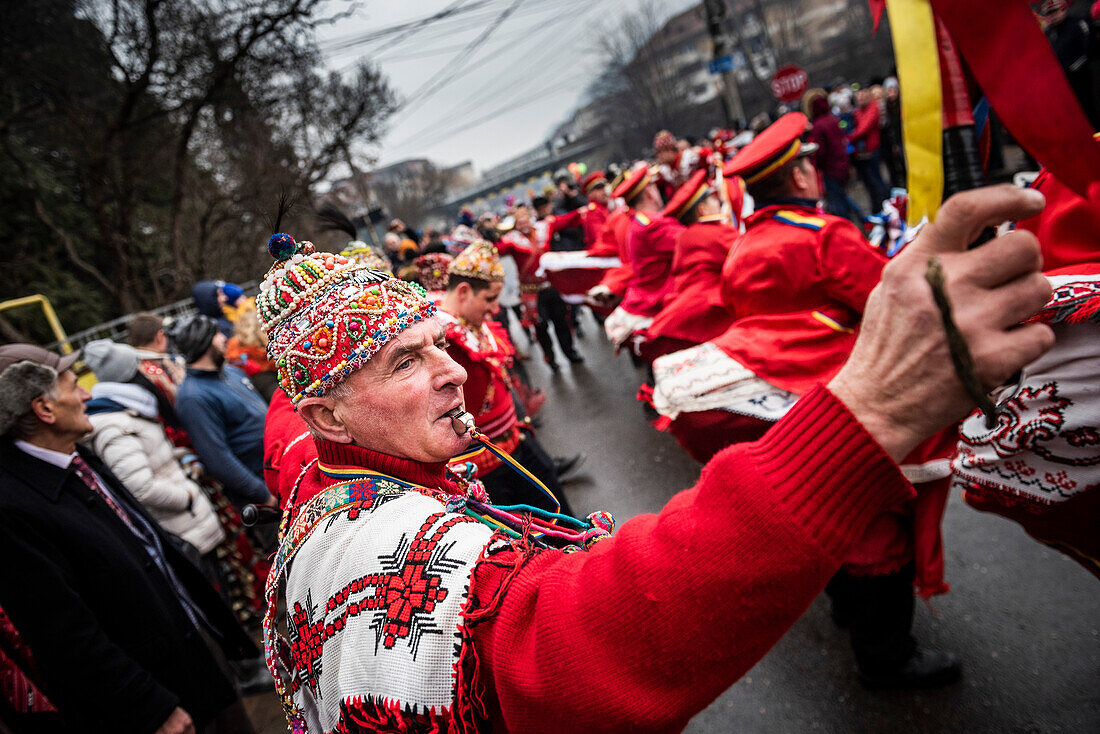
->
<box><xmin>258</xmin><ymin>233</ymin><xmax>435</xmax><ymax>404</ymax></box>
<box><xmin>415</xmin><ymin>252</ymin><xmax>454</xmax><ymax>293</ymax></box>
<box><xmin>340</xmin><ymin>241</ymin><xmax>393</xmax><ymax>274</ymax></box>
<box><xmin>447</xmin><ymin>241</ymin><xmax>505</xmax><ymax>284</ymax></box>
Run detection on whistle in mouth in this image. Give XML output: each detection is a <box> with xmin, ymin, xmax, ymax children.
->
<box><xmin>446</xmin><ymin>407</ymin><xmax>475</xmax><ymax>436</ymax></box>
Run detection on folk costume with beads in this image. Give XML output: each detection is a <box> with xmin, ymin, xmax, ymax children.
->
<box><xmin>258</xmin><ymin>233</ymin><xmax>611</xmax><ymax>732</ymax></box>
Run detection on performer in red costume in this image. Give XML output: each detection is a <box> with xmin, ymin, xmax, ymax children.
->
<box><xmin>602</xmin><ymin>164</ymin><xmax>686</xmax><ymax>350</ymax></box>
<box><xmin>437</xmin><ymin>241</ymin><xmax>573</xmax><ymax>515</ymax></box>
<box><xmin>542</xmin><ymin>171</ymin><xmax>610</xmax><ymax>248</ymax></box>
<box><xmin>641</xmin><ymin>169</ymin><xmax>742</xmax><ymax>364</ymax></box>
<box><xmin>652</xmin><ymin>113</ymin><xmax>960</xmax><ymax>689</ymax></box>
<box><xmin>255</xmin><ymin>182</ymin><xmax>1053</xmax><ymax>731</ymax></box>
<box><xmin>586</xmin><ymin>171</ymin><xmax>636</xmax><ymax>308</ymax></box>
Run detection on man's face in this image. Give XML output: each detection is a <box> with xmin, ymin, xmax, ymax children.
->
<box><xmin>588</xmin><ymin>186</ymin><xmax>608</xmax><ymax>205</ymax></box>
<box><xmin>856</xmin><ymin>88</ymin><xmax>871</xmax><ymax>107</ymax></box>
<box><xmin>656</xmin><ymin>148</ymin><xmax>677</xmax><ymax>165</ymax></box>
<box><xmin>152</xmin><ymin>329</ymin><xmax>169</xmax><ymax>354</ymax></box>
<box><xmin>330</xmin><ymin>321</ymin><xmax>469</xmax><ymax>462</ymax></box>
<box><xmin>535</xmin><ymin>203</ymin><xmax>552</xmax><ymax>219</ymax></box>
<box><xmin>41</xmin><ymin>370</ymin><xmax>93</xmax><ymax>439</ymax></box>
<box><xmin>209</xmin><ymin>331</ymin><xmax>227</xmax><ymax>368</ymax></box>
<box><xmin>795</xmin><ymin>157</ymin><xmax>822</xmax><ymax>200</ymax></box>
<box><xmin>456</xmin><ymin>281</ymin><xmax>502</xmax><ymax>329</ymax></box>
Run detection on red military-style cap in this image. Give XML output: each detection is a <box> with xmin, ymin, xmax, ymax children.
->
<box><xmin>723</xmin><ymin>112</ymin><xmax>818</xmax><ymax>185</ymax></box>
<box><xmin>612</xmin><ymin>163</ymin><xmax>658</xmax><ymax>203</ymax></box>
<box><xmin>581</xmin><ymin>171</ymin><xmax>608</xmax><ymax>194</ymax></box>
<box><xmin>662</xmin><ymin>169</ymin><xmax>711</xmax><ymax>221</ymax></box>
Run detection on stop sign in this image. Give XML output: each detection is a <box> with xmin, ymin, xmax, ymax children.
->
<box><xmin>771</xmin><ymin>65</ymin><xmax>809</xmax><ymax>103</ymax></box>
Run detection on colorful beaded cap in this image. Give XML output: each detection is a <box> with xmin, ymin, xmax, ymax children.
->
<box><xmin>340</xmin><ymin>241</ymin><xmax>393</xmax><ymax>275</ymax></box>
<box><xmin>258</xmin><ymin>233</ymin><xmax>435</xmax><ymax>404</ymax></box>
<box><xmin>415</xmin><ymin>253</ymin><xmax>454</xmax><ymax>292</ymax></box>
<box><xmin>447</xmin><ymin>240</ymin><xmax>505</xmax><ymax>284</ymax></box>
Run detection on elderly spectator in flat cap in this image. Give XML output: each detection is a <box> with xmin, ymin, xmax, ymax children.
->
<box><xmin>0</xmin><ymin>343</ymin><xmax>257</xmax><ymax>733</ymax></box>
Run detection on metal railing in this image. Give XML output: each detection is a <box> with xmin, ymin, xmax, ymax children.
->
<box><xmin>45</xmin><ymin>280</ymin><xmax>259</xmax><ymax>352</ymax></box>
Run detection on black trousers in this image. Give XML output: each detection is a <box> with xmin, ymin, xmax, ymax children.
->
<box><xmin>825</xmin><ymin>564</ymin><xmax>916</xmax><ymax>674</ymax></box>
<box><xmin>535</xmin><ymin>288</ymin><xmax>576</xmax><ymax>364</ymax></box>
<box><xmin>480</xmin><ymin>431</ymin><xmax>574</xmax><ymax>518</ymax></box>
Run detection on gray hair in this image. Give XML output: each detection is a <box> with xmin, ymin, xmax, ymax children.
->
<box><xmin>0</xmin><ymin>361</ymin><xmax>59</xmax><ymax>439</ymax></box>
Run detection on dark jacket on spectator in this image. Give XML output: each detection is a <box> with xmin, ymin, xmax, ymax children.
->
<box><xmin>809</xmin><ymin>97</ymin><xmax>852</xmax><ymax>183</ymax></box>
<box><xmin>0</xmin><ymin>439</ymin><xmax>255</xmax><ymax>732</ymax></box>
<box><xmin>176</xmin><ymin>364</ymin><xmax>269</xmax><ymax>505</ymax></box>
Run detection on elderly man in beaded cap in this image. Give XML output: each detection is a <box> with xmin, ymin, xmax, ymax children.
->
<box><xmin>259</xmin><ymin>184</ymin><xmax>1053</xmax><ymax>733</ymax></box>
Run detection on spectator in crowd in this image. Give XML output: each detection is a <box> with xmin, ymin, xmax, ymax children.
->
<box><xmin>848</xmin><ymin>85</ymin><xmax>891</xmax><ymax>211</ymax></box>
<box><xmin>0</xmin><ymin>344</ymin><xmax>258</xmax><ymax>733</ymax></box>
<box><xmin>191</xmin><ymin>281</ymin><xmax>244</xmax><ymax>338</ymax></box>
<box><xmin>382</xmin><ymin>231</ymin><xmax>404</xmax><ymax>271</ymax></box>
<box><xmin>81</xmin><ymin>339</ymin><xmax>226</xmax><ymax>566</ymax></box>
<box><xmin>127</xmin><ymin>311</ymin><xmax>186</xmax><ymax>385</ymax></box>
<box><xmin>881</xmin><ymin>77</ymin><xmax>906</xmax><ymax>188</ymax></box>
<box><xmin>225</xmin><ymin>302</ymin><xmax>277</xmax><ymax>402</ymax></box>
<box><xmin>552</xmin><ymin>173</ymin><xmax>587</xmax><ymax>251</ymax></box>
<box><xmin>806</xmin><ymin>88</ymin><xmax>864</xmax><ymax>223</ymax></box>
<box><xmin>170</xmin><ymin>314</ymin><xmax>274</xmax><ymax>511</ymax></box>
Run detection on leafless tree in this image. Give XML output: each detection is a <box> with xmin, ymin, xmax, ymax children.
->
<box><xmin>370</xmin><ymin>162</ymin><xmax>458</xmax><ymax>230</ymax></box>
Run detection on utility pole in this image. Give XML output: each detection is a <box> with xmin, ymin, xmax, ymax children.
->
<box><xmin>703</xmin><ymin>0</ymin><xmax>746</xmax><ymax>127</ymax></box>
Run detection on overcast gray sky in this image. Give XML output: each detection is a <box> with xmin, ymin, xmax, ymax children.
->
<box><xmin>317</xmin><ymin>0</ymin><xmax>698</xmax><ymax>174</ymax></box>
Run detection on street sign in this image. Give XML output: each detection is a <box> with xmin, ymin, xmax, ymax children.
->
<box><xmin>770</xmin><ymin>64</ymin><xmax>809</xmax><ymax>103</ymax></box>
<box><xmin>708</xmin><ymin>54</ymin><xmax>735</xmax><ymax>74</ymax></box>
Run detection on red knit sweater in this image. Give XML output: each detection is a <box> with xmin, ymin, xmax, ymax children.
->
<box><xmin>287</xmin><ymin>386</ymin><xmax>913</xmax><ymax>731</ymax></box>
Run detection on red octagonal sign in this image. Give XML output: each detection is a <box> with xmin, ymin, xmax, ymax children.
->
<box><xmin>771</xmin><ymin>65</ymin><xmax>809</xmax><ymax>103</ymax></box>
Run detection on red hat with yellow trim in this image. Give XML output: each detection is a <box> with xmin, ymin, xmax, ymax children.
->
<box><xmin>612</xmin><ymin>163</ymin><xmax>658</xmax><ymax>203</ymax></box>
<box><xmin>723</xmin><ymin>112</ymin><xmax>818</xmax><ymax>185</ymax></box>
<box><xmin>581</xmin><ymin>170</ymin><xmax>608</xmax><ymax>194</ymax></box>
<box><xmin>661</xmin><ymin>169</ymin><xmax>711</xmax><ymax>221</ymax></box>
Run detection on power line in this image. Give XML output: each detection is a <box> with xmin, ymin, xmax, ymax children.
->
<box><xmin>385</xmin><ymin>73</ymin><xmax>589</xmax><ymax>153</ymax></box>
<box><xmin>390</xmin><ymin>0</ymin><xmax>606</xmax><ymax>140</ymax></box>
<box><xmin>396</xmin><ymin>0</ymin><xmax>531</xmax><ymax>116</ymax></box>
<box><xmin>319</xmin><ymin>0</ymin><xmax>493</xmax><ymax>55</ymax></box>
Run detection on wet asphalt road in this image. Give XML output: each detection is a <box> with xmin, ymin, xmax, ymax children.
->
<box><xmin>519</xmin><ymin>314</ymin><xmax>1099</xmax><ymax>734</ymax></box>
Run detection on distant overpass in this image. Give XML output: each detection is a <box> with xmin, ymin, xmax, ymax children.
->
<box><xmin>430</xmin><ymin>137</ymin><xmax>613</xmax><ymax>222</ymax></box>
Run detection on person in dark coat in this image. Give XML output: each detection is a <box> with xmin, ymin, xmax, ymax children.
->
<box><xmin>806</xmin><ymin>89</ymin><xmax>864</xmax><ymax>224</ymax></box>
<box><xmin>0</xmin><ymin>344</ymin><xmax>258</xmax><ymax>734</ymax></box>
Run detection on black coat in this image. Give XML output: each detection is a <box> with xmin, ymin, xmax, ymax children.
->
<box><xmin>0</xmin><ymin>438</ymin><xmax>257</xmax><ymax>732</ymax></box>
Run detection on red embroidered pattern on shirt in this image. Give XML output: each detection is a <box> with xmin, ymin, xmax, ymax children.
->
<box><xmin>289</xmin><ymin>511</ymin><xmax>478</xmax><ymax>697</ymax></box>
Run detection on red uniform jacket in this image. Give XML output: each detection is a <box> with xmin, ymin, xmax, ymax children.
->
<box><xmin>714</xmin><ymin>202</ymin><xmax>887</xmax><ymax>395</ymax></box>
<box><xmin>619</xmin><ymin>212</ymin><xmax>686</xmax><ymax>318</ymax></box>
<box><xmin>262</xmin><ymin>388</ymin><xmax>317</xmax><ymax>509</ymax></box>
<box><xmin>286</xmin><ymin>387</ymin><xmax>914</xmax><ymax>731</ymax></box>
<box><xmin>497</xmin><ymin>230</ymin><xmax>543</xmax><ymax>286</ymax></box>
<box><xmin>548</xmin><ymin>201</ymin><xmax>610</xmax><ymax>249</ymax></box>
<box><xmin>594</xmin><ymin>207</ymin><xmax>634</xmax><ymax>296</ymax></box>
<box><xmin>849</xmin><ymin>102</ymin><xmax>882</xmax><ymax>156</ymax></box>
<box><xmin>646</xmin><ymin>217</ymin><xmax>740</xmax><ymax>355</ymax></box>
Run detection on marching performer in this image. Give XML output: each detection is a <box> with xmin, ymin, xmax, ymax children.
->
<box><xmin>602</xmin><ymin>163</ymin><xmax>685</xmax><ymax>351</ymax></box>
<box><xmin>650</xmin><ymin>113</ymin><xmax>960</xmax><ymax>689</ymax></box>
<box><xmin>436</xmin><ymin>241</ymin><xmax>575</xmax><ymax>514</ymax></box>
<box><xmin>640</xmin><ymin>168</ymin><xmax>742</xmax><ymax>364</ymax></box>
